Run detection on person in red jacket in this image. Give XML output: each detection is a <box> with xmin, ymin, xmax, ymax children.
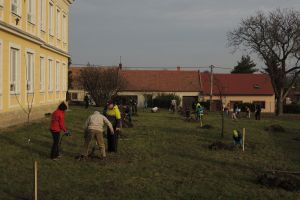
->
<box><xmin>50</xmin><ymin>102</ymin><xmax>68</xmax><ymax>160</ymax></box>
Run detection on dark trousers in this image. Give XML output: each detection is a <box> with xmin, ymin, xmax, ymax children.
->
<box><xmin>255</xmin><ymin>111</ymin><xmax>261</xmax><ymax>120</ymax></box>
<box><xmin>51</xmin><ymin>132</ymin><xmax>61</xmax><ymax>159</ymax></box>
<box><xmin>107</xmin><ymin>128</ymin><xmax>118</xmax><ymax>152</ymax></box>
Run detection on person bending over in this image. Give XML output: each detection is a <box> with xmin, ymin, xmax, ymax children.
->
<box><xmin>81</xmin><ymin>111</ymin><xmax>114</xmax><ymax>159</ymax></box>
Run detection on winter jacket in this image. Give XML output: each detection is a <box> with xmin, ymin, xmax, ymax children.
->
<box><xmin>85</xmin><ymin>111</ymin><xmax>114</xmax><ymax>133</ymax></box>
<box><xmin>50</xmin><ymin>109</ymin><xmax>67</xmax><ymax>133</ymax></box>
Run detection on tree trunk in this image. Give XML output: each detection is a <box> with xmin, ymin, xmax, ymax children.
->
<box><xmin>221</xmin><ymin>111</ymin><xmax>224</xmax><ymax>138</ymax></box>
<box><xmin>275</xmin><ymin>96</ymin><xmax>284</xmax><ymax>116</ymax></box>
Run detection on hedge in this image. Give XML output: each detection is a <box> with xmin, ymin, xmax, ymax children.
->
<box><xmin>283</xmin><ymin>104</ymin><xmax>300</xmax><ymax>114</ymax></box>
<box><xmin>153</xmin><ymin>93</ymin><xmax>181</xmax><ymax>109</ymax></box>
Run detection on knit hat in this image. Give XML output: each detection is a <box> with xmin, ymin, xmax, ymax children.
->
<box><xmin>107</xmin><ymin>100</ymin><xmax>114</xmax><ymax>105</ymax></box>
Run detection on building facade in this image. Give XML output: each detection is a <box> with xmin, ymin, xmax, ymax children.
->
<box><xmin>69</xmin><ymin>66</ymin><xmax>276</xmax><ymax>113</ymax></box>
<box><xmin>0</xmin><ymin>0</ymin><xmax>74</xmax><ymax>127</ymax></box>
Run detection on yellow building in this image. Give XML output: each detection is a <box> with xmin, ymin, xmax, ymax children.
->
<box><xmin>0</xmin><ymin>0</ymin><xmax>74</xmax><ymax>127</ymax></box>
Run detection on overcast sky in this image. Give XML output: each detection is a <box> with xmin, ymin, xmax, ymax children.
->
<box><xmin>69</xmin><ymin>0</ymin><xmax>300</xmax><ymax>72</ymax></box>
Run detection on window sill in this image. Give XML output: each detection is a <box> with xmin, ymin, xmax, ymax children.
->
<box><xmin>10</xmin><ymin>92</ymin><xmax>20</xmax><ymax>96</ymax></box>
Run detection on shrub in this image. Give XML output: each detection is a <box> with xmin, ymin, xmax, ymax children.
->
<box><xmin>153</xmin><ymin>93</ymin><xmax>181</xmax><ymax>108</ymax></box>
<box><xmin>283</xmin><ymin>104</ymin><xmax>300</xmax><ymax>114</ymax></box>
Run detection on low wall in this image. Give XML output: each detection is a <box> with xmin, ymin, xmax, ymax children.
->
<box><xmin>0</xmin><ymin>104</ymin><xmax>57</xmax><ymax>128</ymax></box>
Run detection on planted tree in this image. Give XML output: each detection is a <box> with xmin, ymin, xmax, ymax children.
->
<box><xmin>228</xmin><ymin>9</ymin><xmax>300</xmax><ymax>115</ymax></box>
<box><xmin>80</xmin><ymin>65</ymin><xmax>127</xmax><ymax>106</ymax></box>
<box><xmin>214</xmin><ymin>77</ymin><xmax>226</xmax><ymax>138</ymax></box>
<box><xmin>231</xmin><ymin>55</ymin><xmax>258</xmax><ymax>74</ymax></box>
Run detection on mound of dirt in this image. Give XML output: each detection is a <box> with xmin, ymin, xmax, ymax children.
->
<box><xmin>265</xmin><ymin>124</ymin><xmax>285</xmax><ymax>132</ymax></box>
<box><xmin>257</xmin><ymin>172</ymin><xmax>300</xmax><ymax>191</ymax></box>
<box><xmin>208</xmin><ymin>141</ymin><xmax>232</xmax><ymax>150</ymax></box>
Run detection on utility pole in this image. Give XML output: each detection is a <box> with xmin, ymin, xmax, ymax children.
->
<box><xmin>209</xmin><ymin>65</ymin><xmax>214</xmax><ymax>112</ymax></box>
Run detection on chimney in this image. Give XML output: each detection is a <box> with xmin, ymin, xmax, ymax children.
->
<box><xmin>177</xmin><ymin>66</ymin><xmax>181</xmax><ymax>71</ymax></box>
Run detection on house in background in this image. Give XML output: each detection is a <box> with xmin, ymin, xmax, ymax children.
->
<box><xmin>0</xmin><ymin>0</ymin><xmax>74</xmax><ymax>127</ymax></box>
<box><xmin>69</xmin><ymin>66</ymin><xmax>275</xmax><ymax>113</ymax></box>
<box><xmin>120</xmin><ymin>69</ymin><xmax>275</xmax><ymax>112</ymax></box>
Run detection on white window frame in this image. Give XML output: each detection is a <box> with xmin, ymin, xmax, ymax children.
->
<box><xmin>9</xmin><ymin>44</ymin><xmax>21</xmax><ymax>94</ymax></box>
<box><xmin>39</xmin><ymin>0</ymin><xmax>46</xmax><ymax>31</ymax></box>
<box><xmin>26</xmin><ymin>50</ymin><xmax>35</xmax><ymax>93</ymax></box>
<box><xmin>49</xmin><ymin>2</ymin><xmax>54</xmax><ymax>36</ymax></box>
<box><xmin>40</xmin><ymin>56</ymin><xmax>45</xmax><ymax>92</ymax></box>
<box><xmin>56</xmin><ymin>8</ymin><xmax>61</xmax><ymax>39</ymax></box>
<box><xmin>48</xmin><ymin>59</ymin><xmax>53</xmax><ymax>92</ymax></box>
<box><xmin>62</xmin><ymin>14</ymin><xmax>67</xmax><ymax>43</ymax></box>
<box><xmin>62</xmin><ymin>63</ymin><xmax>67</xmax><ymax>91</ymax></box>
<box><xmin>27</xmin><ymin>0</ymin><xmax>36</xmax><ymax>24</ymax></box>
<box><xmin>0</xmin><ymin>40</ymin><xmax>3</xmax><ymax>97</ymax></box>
<box><xmin>11</xmin><ymin>0</ymin><xmax>21</xmax><ymax>16</ymax></box>
<box><xmin>56</xmin><ymin>61</ymin><xmax>60</xmax><ymax>91</ymax></box>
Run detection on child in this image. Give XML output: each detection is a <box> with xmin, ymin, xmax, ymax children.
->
<box><xmin>233</xmin><ymin>129</ymin><xmax>242</xmax><ymax>146</ymax></box>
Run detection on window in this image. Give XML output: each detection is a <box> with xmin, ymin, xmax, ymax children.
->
<box><xmin>10</xmin><ymin>47</ymin><xmax>20</xmax><ymax>93</ymax></box>
<box><xmin>11</xmin><ymin>0</ymin><xmax>20</xmax><ymax>16</ymax></box>
<box><xmin>56</xmin><ymin>8</ymin><xmax>61</xmax><ymax>39</ymax></box>
<box><xmin>26</xmin><ymin>52</ymin><xmax>34</xmax><ymax>92</ymax></box>
<box><xmin>27</xmin><ymin>0</ymin><xmax>36</xmax><ymax>23</ymax></box>
<box><xmin>39</xmin><ymin>0</ymin><xmax>46</xmax><ymax>31</ymax></box>
<box><xmin>48</xmin><ymin>59</ymin><xmax>53</xmax><ymax>91</ymax></box>
<box><xmin>49</xmin><ymin>2</ymin><xmax>54</xmax><ymax>35</ymax></box>
<box><xmin>62</xmin><ymin>63</ymin><xmax>67</xmax><ymax>91</ymax></box>
<box><xmin>230</xmin><ymin>101</ymin><xmax>242</xmax><ymax>109</ymax></box>
<box><xmin>71</xmin><ymin>93</ymin><xmax>78</xmax><ymax>100</ymax></box>
<box><xmin>40</xmin><ymin>57</ymin><xmax>45</xmax><ymax>91</ymax></box>
<box><xmin>253</xmin><ymin>101</ymin><xmax>266</xmax><ymax>109</ymax></box>
<box><xmin>56</xmin><ymin>61</ymin><xmax>60</xmax><ymax>91</ymax></box>
<box><xmin>62</xmin><ymin>14</ymin><xmax>67</xmax><ymax>42</ymax></box>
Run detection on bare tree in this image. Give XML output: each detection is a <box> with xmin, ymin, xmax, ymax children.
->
<box><xmin>214</xmin><ymin>77</ymin><xmax>226</xmax><ymax>138</ymax></box>
<box><xmin>14</xmin><ymin>82</ymin><xmax>35</xmax><ymax>124</ymax></box>
<box><xmin>80</xmin><ymin>65</ymin><xmax>127</xmax><ymax>106</ymax></box>
<box><xmin>228</xmin><ymin>9</ymin><xmax>300</xmax><ymax>115</ymax></box>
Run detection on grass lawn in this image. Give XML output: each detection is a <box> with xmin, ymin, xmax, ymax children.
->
<box><xmin>0</xmin><ymin>106</ymin><xmax>300</xmax><ymax>200</ymax></box>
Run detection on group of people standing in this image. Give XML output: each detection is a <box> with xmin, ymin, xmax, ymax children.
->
<box><xmin>229</xmin><ymin>103</ymin><xmax>262</xmax><ymax>120</ymax></box>
<box><xmin>49</xmin><ymin>101</ymin><xmax>122</xmax><ymax>161</ymax></box>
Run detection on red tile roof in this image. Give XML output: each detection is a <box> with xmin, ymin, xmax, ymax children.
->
<box><xmin>120</xmin><ymin>70</ymin><xmax>202</xmax><ymax>92</ymax></box>
<box><xmin>69</xmin><ymin>66</ymin><xmax>274</xmax><ymax>96</ymax></box>
<box><xmin>200</xmin><ymin>72</ymin><xmax>274</xmax><ymax>95</ymax></box>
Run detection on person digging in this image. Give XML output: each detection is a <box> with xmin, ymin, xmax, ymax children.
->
<box><xmin>79</xmin><ymin>111</ymin><xmax>114</xmax><ymax>160</ymax></box>
<box><xmin>49</xmin><ymin>102</ymin><xmax>70</xmax><ymax>161</ymax></box>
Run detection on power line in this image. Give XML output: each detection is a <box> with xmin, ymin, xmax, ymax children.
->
<box><xmin>71</xmin><ymin>64</ymin><xmax>233</xmax><ymax>70</ymax></box>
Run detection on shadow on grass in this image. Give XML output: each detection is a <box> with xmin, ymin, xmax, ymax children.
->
<box><xmin>0</xmin><ymin>134</ymin><xmax>49</xmax><ymax>158</ymax></box>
